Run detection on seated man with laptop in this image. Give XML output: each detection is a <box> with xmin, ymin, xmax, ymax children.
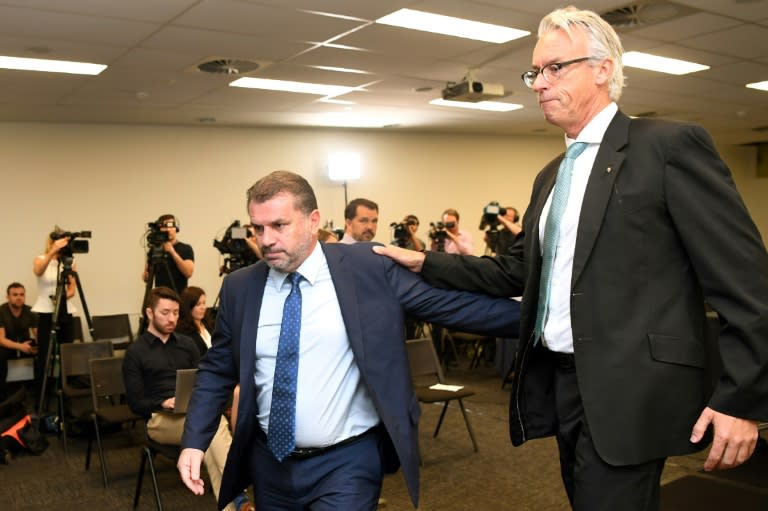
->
<box><xmin>123</xmin><ymin>287</ymin><xmax>253</xmax><ymax>511</ymax></box>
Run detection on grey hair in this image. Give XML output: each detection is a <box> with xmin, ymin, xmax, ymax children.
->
<box><xmin>539</xmin><ymin>6</ymin><xmax>625</xmax><ymax>101</ymax></box>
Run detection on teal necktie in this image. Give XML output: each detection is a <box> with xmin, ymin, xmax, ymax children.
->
<box><xmin>267</xmin><ymin>272</ymin><xmax>303</xmax><ymax>461</ymax></box>
<box><xmin>534</xmin><ymin>142</ymin><xmax>588</xmax><ymax>344</ymax></box>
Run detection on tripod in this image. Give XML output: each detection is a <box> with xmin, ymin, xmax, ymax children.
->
<box><xmin>36</xmin><ymin>255</ymin><xmax>94</xmax><ymax>419</ymax></box>
<box><xmin>138</xmin><ymin>244</ymin><xmax>177</xmax><ymax>334</ymax></box>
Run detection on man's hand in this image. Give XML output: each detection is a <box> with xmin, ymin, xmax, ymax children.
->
<box><xmin>162</xmin><ymin>241</ymin><xmax>175</xmax><ymax>254</ymax></box>
<box><xmin>161</xmin><ymin>397</ymin><xmax>176</xmax><ymax>410</ymax></box>
<box><xmin>177</xmin><ymin>448</ymin><xmax>206</xmax><ymax>495</ymax></box>
<box><xmin>372</xmin><ymin>245</ymin><xmax>425</xmax><ymax>272</ymax></box>
<box><xmin>690</xmin><ymin>406</ymin><xmax>758</xmax><ymax>471</ymax></box>
<box><xmin>19</xmin><ymin>340</ymin><xmax>38</xmax><ymax>355</ymax></box>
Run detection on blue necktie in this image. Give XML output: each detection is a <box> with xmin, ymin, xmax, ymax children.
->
<box><xmin>267</xmin><ymin>272</ymin><xmax>303</xmax><ymax>461</ymax></box>
<box><xmin>534</xmin><ymin>142</ymin><xmax>588</xmax><ymax>344</ymax></box>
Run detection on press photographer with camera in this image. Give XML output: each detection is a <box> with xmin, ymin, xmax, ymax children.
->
<box><xmin>480</xmin><ymin>203</ymin><xmax>521</xmax><ymax>256</ymax></box>
<box><xmin>143</xmin><ymin>214</ymin><xmax>194</xmax><ymax>294</ymax></box>
<box><xmin>213</xmin><ymin>220</ymin><xmax>261</xmax><ymax>276</ymax></box>
<box><xmin>429</xmin><ymin>208</ymin><xmax>473</xmax><ymax>255</ymax></box>
<box><xmin>390</xmin><ymin>215</ymin><xmax>425</xmax><ymax>252</ymax></box>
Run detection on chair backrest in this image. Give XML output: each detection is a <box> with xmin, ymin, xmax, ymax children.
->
<box><xmin>406</xmin><ymin>338</ymin><xmax>446</xmax><ymax>383</ymax></box>
<box><xmin>89</xmin><ymin>356</ymin><xmax>127</xmax><ymax>411</ymax></box>
<box><xmin>91</xmin><ymin>314</ymin><xmax>133</xmax><ymax>347</ymax></box>
<box><xmin>71</xmin><ymin>316</ymin><xmax>84</xmax><ymax>342</ymax></box>
<box><xmin>60</xmin><ymin>341</ymin><xmax>115</xmax><ymax>394</ymax></box>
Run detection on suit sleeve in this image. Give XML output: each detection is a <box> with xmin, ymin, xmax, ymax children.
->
<box><xmin>665</xmin><ymin>124</ymin><xmax>768</xmax><ymax>420</ymax></box>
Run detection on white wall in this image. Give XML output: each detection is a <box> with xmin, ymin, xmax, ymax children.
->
<box><xmin>1</xmin><ymin>122</ymin><xmax>764</xmax><ymax>335</ymax></box>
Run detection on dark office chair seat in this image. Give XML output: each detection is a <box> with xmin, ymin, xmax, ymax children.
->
<box><xmin>91</xmin><ymin>313</ymin><xmax>134</xmax><ymax>350</ymax></box>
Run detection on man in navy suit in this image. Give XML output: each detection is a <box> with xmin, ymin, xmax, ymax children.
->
<box><xmin>177</xmin><ymin>170</ymin><xmax>520</xmax><ymax>510</ymax></box>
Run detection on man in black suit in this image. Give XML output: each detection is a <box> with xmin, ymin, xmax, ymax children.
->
<box><xmin>177</xmin><ymin>171</ymin><xmax>519</xmax><ymax>510</ymax></box>
<box><xmin>375</xmin><ymin>6</ymin><xmax>768</xmax><ymax>511</ymax></box>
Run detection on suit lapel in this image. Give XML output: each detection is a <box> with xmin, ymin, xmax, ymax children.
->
<box><xmin>323</xmin><ymin>244</ymin><xmax>365</xmax><ymax>366</ymax></box>
<box><xmin>571</xmin><ymin>111</ymin><xmax>630</xmax><ymax>287</ymax></box>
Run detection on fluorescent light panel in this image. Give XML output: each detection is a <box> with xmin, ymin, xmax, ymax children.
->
<box><xmin>746</xmin><ymin>81</ymin><xmax>768</xmax><ymax>92</ymax></box>
<box><xmin>376</xmin><ymin>8</ymin><xmax>529</xmax><ymax>44</ymax></box>
<box><xmin>622</xmin><ymin>51</ymin><xmax>709</xmax><ymax>75</ymax></box>
<box><xmin>230</xmin><ymin>77</ymin><xmax>355</xmax><ymax>97</ymax></box>
<box><xmin>309</xmin><ymin>65</ymin><xmax>371</xmax><ymax>75</ymax></box>
<box><xmin>0</xmin><ymin>55</ymin><xmax>106</xmax><ymax>75</ymax></box>
<box><xmin>430</xmin><ymin>98</ymin><xmax>523</xmax><ymax>112</ymax></box>
<box><xmin>328</xmin><ymin>152</ymin><xmax>361</xmax><ymax>181</ymax></box>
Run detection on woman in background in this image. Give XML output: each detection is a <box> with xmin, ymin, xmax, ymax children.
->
<box><xmin>31</xmin><ymin>228</ymin><xmax>77</xmax><ymax>406</ymax></box>
<box><xmin>177</xmin><ymin>286</ymin><xmax>212</xmax><ymax>357</ymax></box>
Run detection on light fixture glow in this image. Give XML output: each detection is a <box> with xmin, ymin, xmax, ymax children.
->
<box><xmin>622</xmin><ymin>51</ymin><xmax>709</xmax><ymax>75</ymax></box>
<box><xmin>230</xmin><ymin>77</ymin><xmax>355</xmax><ymax>97</ymax></box>
<box><xmin>310</xmin><ymin>65</ymin><xmax>371</xmax><ymax>75</ymax></box>
<box><xmin>746</xmin><ymin>81</ymin><xmax>768</xmax><ymax>92</ymax></box>
<box><xmin>429</xmin><ymin>98</ymin><xmax>523</xmax><ymax>112</ymax></box>
<box><xmin>0</xmin><ymin>55</ymin><xmax>107</xmax><ymax>75</ymax></box>
<box><xmin>376</xmin><ymin>8</ymin><xmax>529</xmax><ymax>44</ymax></box>
<box><xmin>328</xmin><ymin>152</ymin><xmax>361</xmax><ymax>181</ymax></box>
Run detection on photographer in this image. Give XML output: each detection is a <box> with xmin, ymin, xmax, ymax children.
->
<box><xmin>391</xmin><ymin>214</ymin><xmax>425</xmax><ymax>252</ymax></box>
<box><xmin>214</xmin><ymin>221</ymin><xmax>261</xmax><ymax>276</ymax></box>
<box><xmin>430</xmin><ymin>208</ymin><xmax>473</xmax><ymax>255</ymax></box>
<box><xmin>482</xmin><ymin>205</ymin><xmax>521</xmax><ymax>256</ymax></box>
<box><xmin>0</xmin><ymin>283</ymin><xmax>38</xmax><ymax>401</ymax></box>
<box><xmin>143</xmin><ymin>214</ymin><xmax>194</xmax><ymax>294</ymax></box>
<box><xmin>31</xmin><ymin>229</ymin><xmax>78</xmax><ymax>404</ymax></box>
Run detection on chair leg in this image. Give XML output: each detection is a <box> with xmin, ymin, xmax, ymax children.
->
<box><xmin>58</xmin><ymin>392</ymin><xmax>68</xmax><ymax>456</ymax></box>
<box><xmin>147</xmin><ymin>450</ymin><xmax>164</xmax><ymax>511</ymax></box>
<box><xmin>458</xmin><ymin>399</ymin><xmax>479</xmax><ymax>452</ymax></box>
<box><xmin>133</xmin><ymin>447</ymin><xmax>148</xmax><ymax>509</ymax></box>
<box><xmin>433</xmin><ymin>402</ymin><xmax>450</xmax><ymax>438</ymax></box>
<box><xmin>93</xmin><ymin>416</ymin><xmax>109</xmax><ymax>488</ymax></box>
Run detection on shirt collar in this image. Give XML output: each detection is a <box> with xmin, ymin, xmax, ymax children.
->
<box><xmin>565</xmin><ymin>101</ymin><xmax>618</xmax><ymax>147</ymax></box>
<box><xmin>267</xmin><ymin>241</ymin><xmax>325</xmax><ymax>290</ymax></box>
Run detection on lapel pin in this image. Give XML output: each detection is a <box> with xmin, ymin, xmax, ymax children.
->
<box><xmin>606</xmin><ymin>166</ymin><xmax>613</xmax><ymax>173</ymax></box>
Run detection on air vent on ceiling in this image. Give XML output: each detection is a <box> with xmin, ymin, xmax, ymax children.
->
<box><xmin>601</xmin><ymin>1</ymin><xmax>698</xmax><ymax>29</ymax></box>
<box><xmin>197</xmin><ymin>58</ymin><xmax>261</xmax><ymax>75</ymax></box>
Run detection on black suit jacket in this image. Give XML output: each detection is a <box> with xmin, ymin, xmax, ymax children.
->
<box><xmin>423</xmin><ymin>111</ymin><xmax>768</xmax><ymax>465</ymax></box>
<box><xmin>182</xmin><ymin>242</ymin><xmax>520</xmax><ymax>508</ymax></box>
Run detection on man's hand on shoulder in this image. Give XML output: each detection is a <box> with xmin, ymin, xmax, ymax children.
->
<box><xmin>372</xmin><ymin>245</ymin><xmax>425</xmax><ymax>273</ymax></box>
<box><xmin>177</xmin><ymin>448</ymin><xmax>207</xmax><ymax>495</ymax></box>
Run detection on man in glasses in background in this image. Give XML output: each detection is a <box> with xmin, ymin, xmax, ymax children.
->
<box><xmin>375</xmin><ymin>6</ymin><xmax>768</xmax><ymax>511</ymax></box>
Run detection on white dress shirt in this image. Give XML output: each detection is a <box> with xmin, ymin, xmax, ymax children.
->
<box><xmin>254</xmin><ymin>242</ymin><xmax>380</xmax><ymax>447</ymax></box>
<box><xmin>538</xmin><ymin>102</ymin><xmax>618</xmax><ymax>353</ymax></box>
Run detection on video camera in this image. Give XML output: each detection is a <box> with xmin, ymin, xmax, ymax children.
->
<box><xmin>146</xmin><ymin>221</ymin><xmax>171</xmax><ymax>247</ymax></box>
<box><xmin>479</xmin><ymin>201</ymin><xmax>506</xmax><ymax>230</ymax></box>
<box><xmin>213</xmin><ymin>220</ymin><xmax>259</xmax><ymax>275</ymax></box>
<box><xmin>50</xmin><ymin>230</ymin><xmax>91</xmax><ymax>256</ymax></box>
<box><xmin>390</xmin><ymin>219</ymin><xmax>417</xmax><ymax>248</ymax></box>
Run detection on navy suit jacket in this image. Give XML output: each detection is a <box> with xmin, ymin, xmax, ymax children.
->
<box><xmin>182</xmin><ymin>241</ymin><xmax>520</xmax><ymax>508</ymax></box>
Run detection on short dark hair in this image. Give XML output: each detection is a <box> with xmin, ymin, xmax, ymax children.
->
<box><xmin>6</xmin><ymin>282</ymin><xmax>24</xmax><ymax>295</ymax></box>
<box><xmin>157</xmin><ymin>213</ymin><xmax>177</xmax><ymax>226</ymax></box>
<box><xmin>246</xmin><ymin>170</ymin><xmax>318</xmax><ymax>215</ymax></box>
<box><xmin>442</xmin><ymin>208</ymin><xmax>460</xmax><ymax>221</ymax></box>
<box><xmin>344</xmin><ymin>198</ymin><xmax>379</xmax><ymax>220</ymax></box>
<box><xmin>145</xmin><ymin>286</ymin><xmax>180</xmax><ymax>311</ymax></box>
<box><xmin>404</xmin><ymin>214</ymin><xmax>419</xmax><ymax>225</ymax></box>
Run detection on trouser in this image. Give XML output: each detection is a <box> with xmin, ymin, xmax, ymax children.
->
<box><xmin>249</xmin><ymin>426</ymin><xmax>384</xmax><ymax>510</ymax></box>
<box><xmin>147</xmin><ymin>413</ymin><xmax>236</xmax><ymax>511</ymax></box>
<box><xmin>551</xmin><ymin>351</ymin><xmax>666</xmax><ymax>511</ymax></box>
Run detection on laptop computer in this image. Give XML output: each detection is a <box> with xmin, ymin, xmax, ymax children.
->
<box><xmin>173</xmin><ymin>368</ymin><xmax>197</xmax><ymax>414</ymax></box>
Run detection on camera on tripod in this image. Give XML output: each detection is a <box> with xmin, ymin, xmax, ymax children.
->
<box><xmin>50</xmin><ymin>230</ymin><xmax>91</xmax><ymax>256</ymax></box>
<box><xmin>146</xmin><ymin>221</ymin><xmax>171</xmax><ymax>247</ymax></box>
<box><xmin>479</xmin><ymin>201</ymin><xmax>506</xmax><ymax>230</ymax></box>
<box><xmin>213</xmin><ymin>220</ymin><xmax>259</xmax><ymax>275</ymax></box>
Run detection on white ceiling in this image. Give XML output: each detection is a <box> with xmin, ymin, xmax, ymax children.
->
<box><xmin>1</xmin><ymin>0</ymin><xmax>767</xmax><ymax>145</ymax></box>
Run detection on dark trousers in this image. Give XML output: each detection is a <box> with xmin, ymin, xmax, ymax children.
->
<box><xmin>552</xmin><ymin>353</ymin><xmax>666</xmax><ymax>511</ymax></box>
<box><xmin>249</xmin><ymin>428</ymin><xmax>384</xmax><ymax>510</ymax></box>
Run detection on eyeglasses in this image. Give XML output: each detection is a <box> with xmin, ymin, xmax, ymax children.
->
<box><xmin>521</xmin><ymin>56</ymin><xmax>593</xmax><ymax>88</ymax></box>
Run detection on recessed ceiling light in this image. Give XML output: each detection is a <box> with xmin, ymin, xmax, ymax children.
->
<box><xmin>622</xmin><ymin>51</ymin><xmax>709</xmax><ymax>75</ymax></box>
<box><xmin>309</xmin><ymin>65</ymin><xmax>371</xmax><ymax>75</ymax></box>
<box><xmin>746</xmin><ymin>81</ymin><xmax>768</xmax><ymax>92</ymax></box>
<box><xmin>429</xmin><ymin>98</ymin><xmax>523</xmax><ymax>112</ymax></box>
<box><xmin>0</xmin><ymin>55</ymin><xmax>107</xmax><ymax>75</ymax></box>
<box><xmin>229</xmin><ymin>77</ymin><xmax>355</xmax><ymax>97</ymax></box>
<box><xmin>376</xmin><ymin>8</ymin><xmax>529</xmax><ymax>44</ymax></box>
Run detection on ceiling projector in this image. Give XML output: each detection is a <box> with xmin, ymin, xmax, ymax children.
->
<box><xmin>441</xmin><ymin>79</ymin><xmax>504</xmax><ymax>102</ymax></box>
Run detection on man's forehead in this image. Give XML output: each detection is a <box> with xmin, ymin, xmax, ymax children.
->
<box><xmin>355</xmin><ymin>206</ymin><xmax>378</xmax><ymax>218</ymax></box>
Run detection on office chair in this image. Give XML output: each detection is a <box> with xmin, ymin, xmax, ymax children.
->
<box><xmin>86</xmin><ymin>356</ymin><xmax>142</xmax><ymax>487</ymax></box>
<box><xmin>406</xmin><ymin>337</ymin><xmax>478</xmax><ymax>452</ymax></box>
